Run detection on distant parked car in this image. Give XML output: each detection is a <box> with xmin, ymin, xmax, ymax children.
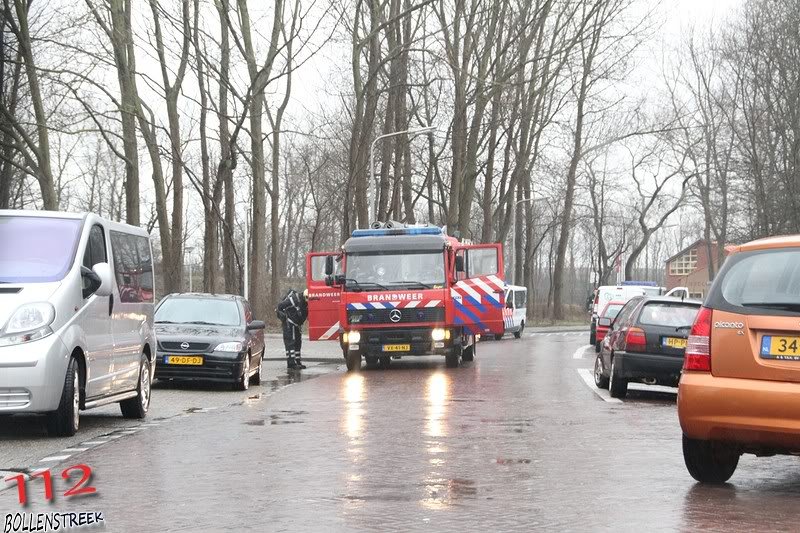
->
<box><xmin>594</xmin><ymin>296</ymin><xmax>701</xmax><ymax>398</ymax></box>
<box><xmin>594</xmin><ymin>300</ymin><xmax>626</xmax><ymax>352</ymax></box>
<box><xmin>497</xmin><ymin>285</ymin><xmax>527</xmax><ymax>340</ymax></box>
<box><xmin>154</xmin><ymin>293</ymin><xmax>266</xmax><ymax>390</ymax></box>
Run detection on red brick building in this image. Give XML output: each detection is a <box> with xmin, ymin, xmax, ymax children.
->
<box><xmin>664</xmin><ymin>239</ymin><xmax>721</xmax><ymax>299</ymax></box>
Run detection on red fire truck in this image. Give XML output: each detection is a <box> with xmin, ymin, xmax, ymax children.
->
<box><xmin>305</xmin><ymin>223</ymin><xmax>506</xmax><ymax>371</ymax></box>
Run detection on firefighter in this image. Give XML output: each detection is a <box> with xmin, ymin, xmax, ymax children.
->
<box><xmin>276</xmin><ymin>289</ymin><xmax>308</xmax><ymax>369</ymax></box>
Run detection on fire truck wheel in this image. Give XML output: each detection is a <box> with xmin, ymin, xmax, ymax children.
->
<box><xmin>445</xmin><ymin>350</ymin><xmax>460</xmax><ymax>368</ymax></box>
<box><xmin>365</xmin><ymin>356</ymin><xmax>378</xmax><ymax>369</ymax></box>
<box><xmin>462</xmin><ymin>343</ymin><xmax>475</xmax><ymax>362</ymax></box>
<box><xmin>346</xmin><ymin>353</ymin><xmax>361</xmax><ymax>372</ymax></box>
<box><xmin>379</xmin><ymin>356</ymin><xmax>391</xmax><ymax>368</ymax></box>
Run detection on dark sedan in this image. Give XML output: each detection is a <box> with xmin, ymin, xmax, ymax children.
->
<box><xmin>593</xmin><ymin>296</ymin><xmax>701</xmax><ymax>398</ymax></box>
<box><xmin>154</xmin><ymin>293</ymin><xmax>266</xmax><ymax>390</ymax></box>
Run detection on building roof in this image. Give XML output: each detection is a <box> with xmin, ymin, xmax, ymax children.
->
<box><xmin>665</xmin><ymin>239</ymin><xmax>716</xmax><ymax>265</ymax></box>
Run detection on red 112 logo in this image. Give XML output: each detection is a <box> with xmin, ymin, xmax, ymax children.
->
<box><xmin>4</xmin><ymin>464</ymin><xmax>97</xmax><ymax>506</ymax></box>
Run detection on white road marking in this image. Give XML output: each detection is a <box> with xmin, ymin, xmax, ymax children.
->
<box><xmin>81</xmin><ymin>441</ymin><xmax>108</xmax><ymax>445</ymax></box>
<box><xmin>39</xmin><ymin>455</ymin><xmax>72</xmax><ymax>462</ymax></box>
<box><xmin>577</xmin><ymin>369</ymin><xmax>622</xmax><ymax>403</ymax></box>
<box><xmin>628</xmin><ymin>383</ymin><xmax>678</xmax><ymax>395</ymax></box>
<box><xmin>61</xmin><ymin>448</ymin><xmax>89</xmax><ymax>453</ymax></box>
<box><xmin>572</xmin><ymin>345</ymin><xmax>593</xmax><ymax>359</ymax></box>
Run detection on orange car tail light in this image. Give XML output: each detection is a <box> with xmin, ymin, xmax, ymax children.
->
<box><xmin>624</xmin><ymin>327</ymin><xmax>647</xmax><ymax>352</ymax></box>
<box><xmin>684</xmin><ymin>306</ymin><xmax>712</xmax><ymax>372</ymax></box>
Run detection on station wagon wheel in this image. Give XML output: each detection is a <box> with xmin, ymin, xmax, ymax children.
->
<box><xmin>47</xmin><ymin>357</ymin><xmax>81</xmax><ymax>437</ymax></box>
<box><xmin>682</xmin><ymin>435</ymin><xmax>739</xmax><ymax>483</ymax></box>
<box><xmin>121</xmin><ymin>354</ymin><xmax>151</xmax><ymax>419</ymax></box>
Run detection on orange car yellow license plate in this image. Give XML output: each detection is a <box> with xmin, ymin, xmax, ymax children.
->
<box><xmin>165</xmin><ymin>355</ymin><xmax>204</xmax><ymax>365</ymax></box>
<box><xmin>761</xmin><ymin>336</ymin><xmax>800</xmax><ymax>360</ymax></box>
<box><xmin>662</xmin><ymin>337</ymin><xmax>687</xmax><ymax>349</ymax></box>
<box><xmin>382</xmin><ymin>344</ymin><xmax>410</xmax><ymax>352</ymax></box>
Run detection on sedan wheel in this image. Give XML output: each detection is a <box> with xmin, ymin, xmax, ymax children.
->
<box><xmin>252</xmin><ymin>355</ymin><xmax>264</xmax><ymax>385</ymax></box>
<box><xmin>608</xmin><ymin>356</ymin><xmax>628</xmax><ymax>399</ymax></box>
<box><xmin>236</xmin><ymin>355</ymin><xmax>250</xmax><ymax>391</ymax></box>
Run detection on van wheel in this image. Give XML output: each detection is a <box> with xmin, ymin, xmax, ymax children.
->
<box><xmin>462</xmin><ymin>342</ymin><xmax>475</xmax><ymax>362</ymax></box>
<box><xmin>346</xmin><ymin>353</ymin><xmax>361</xmax><ymax>372</ymax></box>
<box><xmin>608</xmin><ymin>356</ymin><xmax>628</xmax><ymax>399</ymax></box>
<box><xmin>121</xmin><ymin>355</ymin><xmax>152</xmax><ymax>419</ymax></box>
<box><xmin>595</xmin><ymin>342</ymin><xmax>601</xmax><ymax>353</ymax></box>
<box><xmin>251</xmin><ymin>354</ymin><xmax>264</xmax><ymax>385</ymax></box>
<box><xmin>47</xmin><ymin>357</ymin><xmax>80</xmax><ymax>437</ymax></box>
<box><xmin>682</xmin><ymin>435</ymin><xmax>739</xmax><ymax>483</ymax></box>
<box><xmin>514</xmin><ymin>322</ymin><xmax>524</xmax><ymax>339</ymax></box>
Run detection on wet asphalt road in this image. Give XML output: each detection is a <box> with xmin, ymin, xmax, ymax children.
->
<box><xmin>4</xmin><ymin>332</ymin><xmax>800</xmax><ymax>532</ymax></box>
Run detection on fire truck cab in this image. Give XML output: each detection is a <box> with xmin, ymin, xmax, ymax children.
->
<box><xmin>306</xmin><ymin>224</ymin><xmax>505</xmax><ymax>371</ymax></box>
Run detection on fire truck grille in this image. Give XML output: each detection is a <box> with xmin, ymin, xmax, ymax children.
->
<box><xmin>347</xmin><ymin>307</ymin><xmax>444</xmax><ymax>325</ymax></box>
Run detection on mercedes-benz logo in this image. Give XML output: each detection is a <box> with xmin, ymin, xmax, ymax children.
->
<box><xmin>389</xmin><ymin>309</ymin><xmax>402</xmax><ymax>323</ymax></box>
<box><xmin>180</xmin><ymin>342</ymin><xmax>190</xmax><ymax>350</ymax></box>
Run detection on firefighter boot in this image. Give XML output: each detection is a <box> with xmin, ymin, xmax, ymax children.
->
<box><xmin>294</xmin><ymin>356</ymin><xmax>307</xmax><ymax>370</ymax></box>
<box><xmin>286</xmin><ymin>352</ymin><xmax>297</xmax><ymax>369</ymax></box>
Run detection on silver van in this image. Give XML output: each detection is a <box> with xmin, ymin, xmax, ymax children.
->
<box><xmin>0</xmin><ymin>210</ymin><xmax>155</xmax><ymax>436</ymax></box>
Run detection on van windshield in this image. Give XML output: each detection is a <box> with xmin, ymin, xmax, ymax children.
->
<box><xmin>0</xmin><ymin>216</ymin><xmax>82</xmax><ymax>283</ymax></box>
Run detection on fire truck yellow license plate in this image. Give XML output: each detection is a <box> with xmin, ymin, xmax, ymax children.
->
<box><xmin>382</xmin><ymin>344</ymin><xmax>410</xmax><ymax>352</ymax></box>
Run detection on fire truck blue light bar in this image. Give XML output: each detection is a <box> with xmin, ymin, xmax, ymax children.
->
<box><xmin>351</xmin><ymin>227</ymin><xmax>443</xmax><ymax>238</ymax></box>
<box><xmin>620</xmin><ymin>281</ymin><xmax>657</xmax><ymax>286</ymax></box>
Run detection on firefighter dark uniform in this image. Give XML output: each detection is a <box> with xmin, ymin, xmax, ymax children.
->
<box><xmin>276</xmin><ymin>289</ymin><xmax>308</xmax><ymax>369</ymax></box>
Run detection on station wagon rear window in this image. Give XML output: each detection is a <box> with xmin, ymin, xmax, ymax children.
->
<box><xmin>0</xmin><ymin>216</ymin><xmax>82</xmax><ymax>283</ymax></box>
<box><xmin>719</xmin><ymin>249</ymin><xmax>800</xmax><ymax>314</ymax></box>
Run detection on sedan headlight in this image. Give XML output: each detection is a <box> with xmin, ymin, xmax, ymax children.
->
<box><xmin>215</xmin><ymin>341</ymin><xmax>243</xmax><ymax>352</ymax></box>
<box><xmin>0</xmin><ymin>303</ymin><xmax>56</xmax><ymax>347</ymax></box>
<box><xmin>345</xmin><ymin>330</ymin><xmax>361</xmax><ymax>344</ymax></box>
<box><xmin>431</xmin><ymin>328</ymin><xmax>448</xmax><ymax>341</ymax></box>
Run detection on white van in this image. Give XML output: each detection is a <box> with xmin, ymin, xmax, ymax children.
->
<box><xmin>0</xmin><ymin>210</ymin><xmax>155</xmax><ymax>436</ymax></box>
<box><xmin>496</xmin><ymin>285</ymin><xmax>527</xmax><ymax>340</ymax></box>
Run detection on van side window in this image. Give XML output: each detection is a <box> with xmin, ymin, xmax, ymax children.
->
<box><xmin>515</xmin><ymin>289</ymin><xmax>527</xmax><ymax>309</ymax></box>
<box><xmin>82</xmin><ymin>224</ymin><xmax>107</xmax><ymax>270</ymax></box>
<box><xmin>110</xmin><ymin>231</ymin><xmax>154</xmax><ymax>303</ymax></box>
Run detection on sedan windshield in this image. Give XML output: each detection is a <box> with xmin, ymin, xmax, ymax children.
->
<box><xmin>638</xmin><ymin>303</ymin><xmax>700</xmax><ymax>327</ymax></box>
<box><xmin>0</xmin><ymin>216</ymin><xmax>82</xmax><ymax>283</ymax></box>
<box><xmin>155</xmin><ymin>298</ymin><xmax>242</xmax><ymax>326</ymax></box>
<box><xmin>346</xmin><ymin>251</ymin><xmax>445</xmax><ymax>288</ymax></box>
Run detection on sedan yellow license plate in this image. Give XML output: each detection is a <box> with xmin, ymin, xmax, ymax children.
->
<box><xmin>165</xmin><ymin>355</ymin><xmax>204</xmax><ymax>365</ymax></box>
<box><xmin>382</xmin><ymin>344</ymin><xmax>410</xmax><ymax>352</ymax></box>
<box><xmin>761</xmin><ymin>336</ymin><xmax>800</xmax><ymax>360</ymax></box>
<box><xmin>662</xmin><ymin>337</ymin><xmax>687</xmax><ymax>349</ymax></box>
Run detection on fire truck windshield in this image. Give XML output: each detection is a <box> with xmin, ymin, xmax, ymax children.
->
<box><xmin>346</xmin><ymin>251</ymin><xmax>445</xmax><ymax>289</ymax></box>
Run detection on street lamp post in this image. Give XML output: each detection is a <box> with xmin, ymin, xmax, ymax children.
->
<box><xmin>185</xmin><ymin>246</ymin><xmax>195</xmax><ymax>292</ymax></box>
<box><xmin>509</xmin><ymin>197</ymin><xmax>539</xmax><ymax>285</ymax></box>
<box><xmin>369</xmin><ymin>125</ymin><xmax>436</xmax><ymax>222</ymax></box>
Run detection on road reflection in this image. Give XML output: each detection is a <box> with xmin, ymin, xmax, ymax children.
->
<box><xmin>423</xmin><ymin>372</ymin><xmax>452</xmax><ymax>510</ymax></box>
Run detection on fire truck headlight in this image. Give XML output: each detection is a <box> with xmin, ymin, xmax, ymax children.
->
<box><xmin>431</xmin><ymin>328</ymin><xmax>447</xmax><ymax>341</ymax></box>
<box><xmin>347</xmin><ymin>330</ymin><xmax>361</xmax><ymax>344</ymax></box>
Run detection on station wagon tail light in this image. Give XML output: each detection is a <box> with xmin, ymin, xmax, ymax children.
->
<box><xmin>684</xmin><ymin>306</ymin><xmax>712</xmax><ymax>372</ymax></box>
<box><xmin>624</xmin><ymin>327</ymin><xmax>647</xmax><ymax>352</ymax></box>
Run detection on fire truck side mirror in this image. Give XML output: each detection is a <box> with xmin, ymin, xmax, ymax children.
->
<box><xmin>455</xmin><ymin>256</ymin><xmax>465</xmax><ymax>273</ymax></box>
<box><xmin>324</xmin><ymin>255</ymin><xmax>334</xmax><ymax>276</ymax></box>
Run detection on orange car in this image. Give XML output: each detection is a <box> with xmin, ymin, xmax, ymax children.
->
<box><xmin>678</xmin><ymin>235</ymin><xmax>800</xmax><ymax>483</ymax></box>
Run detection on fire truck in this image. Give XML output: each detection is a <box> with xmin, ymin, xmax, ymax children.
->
<box><xmin>305</xmin><ymin>222</ymin><xmax>506</xmax><ymax>371</ymax></box>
